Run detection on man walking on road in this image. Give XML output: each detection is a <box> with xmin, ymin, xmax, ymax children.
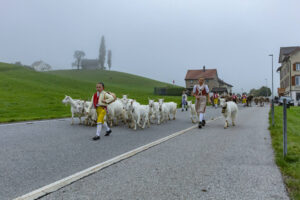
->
<box><xmin>192</xmin><ymin>77</ymin><xmax>211</xmax><ymax>129</ymax></box>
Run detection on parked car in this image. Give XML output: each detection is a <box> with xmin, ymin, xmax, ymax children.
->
<box><xmin>278</xmin><ymin>96</ymin><xmax>294</xmax><ymax>106</ymax></box>
<box><xmin>274</xmin><ymin>96</ymin><xmax>279</xmax><ymax>104</ymax></box>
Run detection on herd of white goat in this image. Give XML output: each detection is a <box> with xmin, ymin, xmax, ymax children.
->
<box><xmin>62</xmin><ymin>95</ymin><xmax>177</xmax><ymax>130</ymax></box>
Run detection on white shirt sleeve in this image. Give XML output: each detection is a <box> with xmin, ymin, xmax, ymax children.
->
<box><xmin>205</xmin><ymin>85</ymin><xmax>209</xmax><ymax>93</ymax></box>
<box><xmin>192</xmin><ymin>85</ymin><xmax>197</xmax><ymax>94</ymax></box>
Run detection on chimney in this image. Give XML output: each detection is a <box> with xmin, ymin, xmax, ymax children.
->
<box><xmin>203</xmin><ymin>65</ymin><xmax>206</xmax><ymax>72</ymax></box>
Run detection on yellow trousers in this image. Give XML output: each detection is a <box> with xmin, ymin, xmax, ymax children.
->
<box><xmin>214</xmin><ymin>98</ymin><xmax>218</xmax><ymax>105</ymax></box>
<box><xmin>96</xmin><ymin>107</ymin><xmax>107</xmax><ymax>124</ymax></box>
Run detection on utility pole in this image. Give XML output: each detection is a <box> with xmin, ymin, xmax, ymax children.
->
<box><xmin>269</xmin><ymin>54</ymin><xmax>274</xmax><ymax>126</ymax></box>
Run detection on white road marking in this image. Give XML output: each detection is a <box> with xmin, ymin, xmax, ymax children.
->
<box><xmin>13</xmin><ymin>116</ymin><xmax>222</xmax><ymax>200</ymax></box>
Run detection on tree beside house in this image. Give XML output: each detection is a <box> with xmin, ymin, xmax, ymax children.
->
<box><xmin>107</xmin><ymin>50</ymin><xmax>112</xmax><ymax>70</ymax></box>
<box><xmin>76</xmin><ymin>35</ymin><xmax>113</xmax><ymax>70</ymax></box>
<box><xmin>98</xmin><ymin>36</ymin><xmax>106</xmax><ymax>70</ymax></box>
<box><xmin>72</xmin><ymin>50</ymin><xmax>85</xmax><ymax>70</ymax></box>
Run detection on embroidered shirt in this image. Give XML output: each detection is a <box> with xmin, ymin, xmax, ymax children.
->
<box><xmin>193</xmin><ymin>84</ymin><xmax>209</xmax><ymax>96</ymax></box>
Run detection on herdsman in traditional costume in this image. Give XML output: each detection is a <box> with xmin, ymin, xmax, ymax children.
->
<box><xmin>192</xmin><ymin>77</ymin><xmax>211</xmax><ymax>129</ymax></box>
<box><xmin>242</xmin><ymin>93</ymin><xmax>247</xmax><ymax>107</ymax></box>
<box><xmin>213</xmin><ymin>92</ymin><xmax>219</xmax><ymax>108</ymax></box>
<box><xmin>181</xmin><ymin>90</ymin><xmax>188</xmax><ymax>111</ymax></box>
<box><xmin>232</xmin><ymin>93</ymin><xmax>237</xmax><ymax>103</ymax></box>
<box><xmin>88</xmin><ymin>82</ymin><xmax>115</xmax><ymax>141</ymax></box>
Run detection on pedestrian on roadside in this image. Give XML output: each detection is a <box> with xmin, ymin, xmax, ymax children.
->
<box><xmin>181</xmin><ymin>90</ymin><xmax>188</xmax><ymax>111</ymax></box>
<box><xmin>192</xmin><ymin>77</ymin><xmax>211</xmax><ymax>129</ymax></box>
<box><xmin>88</xmin><ymin>82</ymin><xmax>114</xmax><ymax>141</ymax></box>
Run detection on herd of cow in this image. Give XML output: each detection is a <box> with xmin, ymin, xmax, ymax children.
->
<box><xmin>62</xmin><ymin>95</ymin><xmax>177</xmax><ymax>130</ymax></box>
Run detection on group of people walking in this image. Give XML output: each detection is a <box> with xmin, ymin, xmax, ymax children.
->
<box><xmin>90</xmin><ymin>77</ymin><xmax>248</xmax><ymax>139</ymax></box>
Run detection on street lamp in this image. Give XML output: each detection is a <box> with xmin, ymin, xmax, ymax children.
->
<box><xmin>269</xmin><ymin>54</ymin><xmax>274</xmax><ymax>126</ymax></box>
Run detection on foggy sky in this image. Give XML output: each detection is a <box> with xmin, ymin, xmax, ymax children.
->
<box><xmin>1</xmin><ymin>0</ymin><xmax>300</xmax><ymax>94</ymax></box>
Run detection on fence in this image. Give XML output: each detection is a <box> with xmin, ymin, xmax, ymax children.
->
<box><xmin>154</xmin><ymin>87</ymin><xmax>184</xmax><ymax>96</ymax></box>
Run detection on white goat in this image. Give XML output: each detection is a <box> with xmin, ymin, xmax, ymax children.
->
<box><xmin>107</xmin><ymin>99</ymin><xmax>126</xmax><ymax>127</ymax></box>
<box><xmin>83</xmin><ymin>101</ymin><xmax>97</xmax><ymax>126</ymax></box>
<box><xmin>158</xmin><ymin>99</ymin><xmax>177</xmax><ymax>124</ymax></box>
<box><xmin>165</xmin><ymin>102</ymin><xmax>177</xmax><ymax>120</ymax></box>
<box><xmin>220</xmin><ymin>98</ymin><xmax>238</xmax><ymax>129</ymax></box>
<box><xmin>62</xmin><ymin>95</ymin><xmax>85</xmax><ymax>125</ymax></box>
<box><xmin>148</xmin><ymin>99</ymin><xmax>160</xmax><ymax>124</ymax></box>
<box><xmin>126</xmin><ymin>99</ymin><xmax>150</xmax><ymax>130</ymax></box>
<box><xmin>121</xmin><ymin>95</ymin><xmax>134</xmax><ymax>128</ymax></box>
<box><xmin>187</xmin><ymin>101</ymin><xmax>198</xmax><ymax>123</ymax></box>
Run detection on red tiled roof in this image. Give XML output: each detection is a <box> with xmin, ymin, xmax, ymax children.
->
<box><xmin>185</xmin><ymin>69</ymin><xmax>217</xmax><ymax>80</ymax></box>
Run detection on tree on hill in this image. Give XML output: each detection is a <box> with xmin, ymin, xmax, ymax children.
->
<box><xmin>249</xmin><ymin>86</ymin><xmax>271</xmax><ymax>97</ymax></box>
<box><xmin>72</xmin><ymin>50</ymin><xmax>85</xmax><ymax>70</ymax></box>
<box><xmin>107</xmin><ymin>50</ymin><xmax>112</xmax><ymax>70</ymax></box>
<box><xmin>99</xmin><ymin>36</ymin><xmax>106</xmax><ymax>70</ymax></box>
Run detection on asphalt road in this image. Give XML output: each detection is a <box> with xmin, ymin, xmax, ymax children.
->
<box><xmin>1</xmin><ymin>107</ymin><xmax>222</xmax><ymax>200</ymax></box>
<box><xmin>42</xmin><ymin>106</ymin><xmax>289</xmax><ymax>200</ymax></box>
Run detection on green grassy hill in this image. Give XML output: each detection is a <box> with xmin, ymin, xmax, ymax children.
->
<box><xmin>0</xmin><ymin>62</ymin><xmax>183</xmax><ymax>123</ymax></box>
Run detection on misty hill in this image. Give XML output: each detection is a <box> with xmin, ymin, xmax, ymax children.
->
<box><xmin>0</xmin><ymin>62</ymin><xmax>182</xmax><ymax>122</ymax></box>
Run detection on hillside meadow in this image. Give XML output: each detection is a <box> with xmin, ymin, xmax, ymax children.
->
<box><xmin>0</xmin><ymin>62</ymin><xmax>185</xmax><ymax>122</ymax></box>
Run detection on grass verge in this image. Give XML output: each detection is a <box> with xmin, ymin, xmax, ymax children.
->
<box><xmin>269</xmin><ymin>106</ymin><xmax>300</xmax><ymax>199</ymax></box>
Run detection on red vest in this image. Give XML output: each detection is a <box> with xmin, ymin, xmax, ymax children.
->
<box><xmin>93</xmin><ymin>92</ymin><xmax>99</xmax><ymax>108</ymax></box>
<box><xmin>195</xmin><ymin>85</ymin><xmax>208</xmax><ymax>96</ymax></box>
<box><xmin>213</xmin><ymin>93</ymin><xmax>218</xmax><ymax>99</ymax></box>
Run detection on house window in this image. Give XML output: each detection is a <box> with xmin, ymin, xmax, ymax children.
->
<box><xmin>296</xmin><ymin>63</ymin><xmax>300</xmax><ymax>71</ymax></box>
<box><xmin>296</xmin><ymin>76</ymin><xmax>300</xmax><ymax>86</ymax></box>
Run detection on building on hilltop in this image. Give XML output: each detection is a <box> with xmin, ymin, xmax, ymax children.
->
<box><xmin>185</xmin><ymin>66</ymin><xmax>233</xmax><ymax>94</ymax></box>
<box><xmin>277</xmin><ymin>46</ymin><xmax>300</xmax><ymax>105</ymax></box>
<box><xmin>31</xmin><ymin>60</ymin><xmax>52</xmax><ymax>71</ymax></box>
<box><xmin>81</xmin><ymin>59</ymin><xmax>99</xmax><ymax>70</ymax></box>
